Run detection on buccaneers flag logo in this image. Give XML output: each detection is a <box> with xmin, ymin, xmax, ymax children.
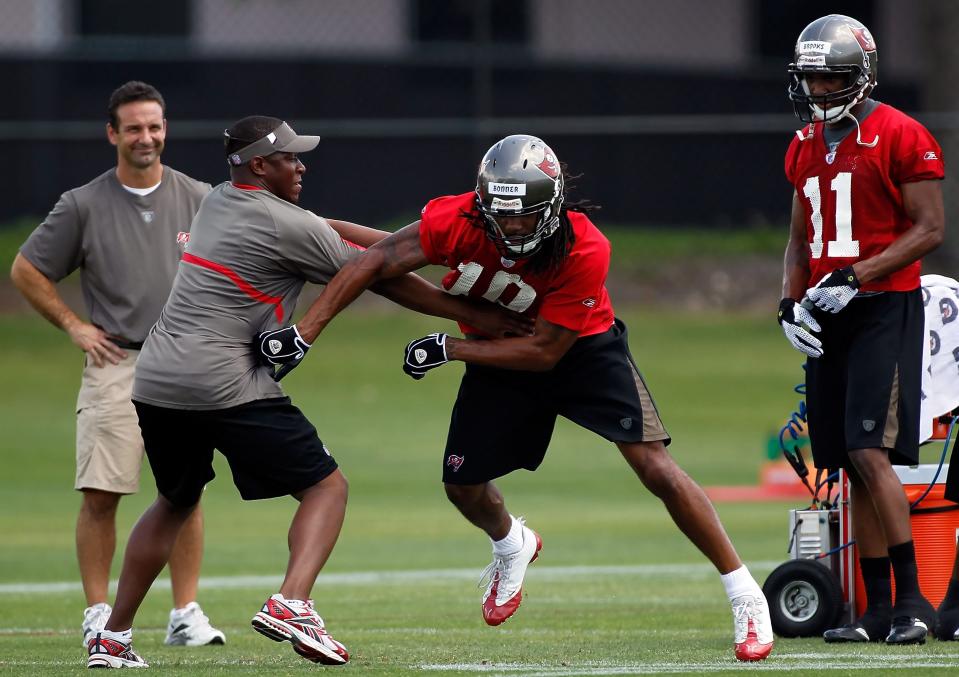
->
<box><xmin>850</xmin><ymin>26</ymin><xmax>875</xmax><ymax>52</ymax></box>
<box><xmin>528</xmin><ymin>140</ymin><xmax>560</xmax><ymax>179</ymax></box>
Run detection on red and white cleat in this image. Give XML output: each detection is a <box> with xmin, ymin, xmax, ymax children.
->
<box><xmin>480</xmin><ymin>522</ymin><xmax>543</xmax><ymax>626</ymax></box>
<box><xmin>86</xmin><ymin>632</ymin><xmax>148</xmax><ymax>669</ymax></box>
<box><xmin>251</xmin><ymin>594</ymin><xmax>349</xmax><ymax>665</ymax></box>
<box><xmin>732</xmin><ymin>593</ymin><xmax>774</xmax><ymax>661</ymax></box>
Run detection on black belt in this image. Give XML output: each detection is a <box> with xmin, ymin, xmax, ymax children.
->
<box><xmin>109</xmin><ymin>338</ymin><xmax>144</xmax><ymax>350</ymax></box>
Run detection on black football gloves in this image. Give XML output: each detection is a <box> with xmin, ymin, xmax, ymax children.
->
<box><xmin>254</xmin><ymin>325</ymin><xmax>311</xmax><ymax>381</ymax></box>
<box><xmin>403</xmin><ymin>333</ymin><xmax>449</xmax><ymax>380</ymax></box>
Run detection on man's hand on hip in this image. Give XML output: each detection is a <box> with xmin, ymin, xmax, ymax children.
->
<box><xmin>403</xmin><ymin>333</ymin><xmax>449</xmax><ymax>380</ymax></box>
<box><xmin>254</xmin><ymin>325</ymin><xmax>311</xmax><ymax>381</ymax></box>
<box><xmin>65</xmin><ymin>319</ymin><xmax>127</xmax><ymax>367</ymax></box>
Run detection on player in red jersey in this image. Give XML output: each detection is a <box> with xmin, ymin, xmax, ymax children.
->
<box><xmin>257</xmin><ymin>134</ymin><xmax>774</xmax><ymax>661</ymax></box>
<box><xmin>778</xmin><ymin>15</ymin><xmax>945</xmax><ymax>644</ymax></box>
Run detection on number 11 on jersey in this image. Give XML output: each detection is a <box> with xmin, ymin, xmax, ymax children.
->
<box><xmin>802</xmin><ymin>171</ymin><xmax>859</xmax><ymax>259</ymax></box>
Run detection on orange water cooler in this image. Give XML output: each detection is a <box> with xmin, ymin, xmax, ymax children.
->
<box><xmin>845</xmin><ymin>465</ymin><xmax>959</xmax><ymax>618</ymax></box>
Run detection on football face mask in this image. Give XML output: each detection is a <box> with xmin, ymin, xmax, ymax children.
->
<box><xmin>475</xmin><ymin>134</ymin><xmax>564</xmax><ymax>259</ymax></box>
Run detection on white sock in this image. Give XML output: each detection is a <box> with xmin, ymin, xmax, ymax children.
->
<box><xmin>721</xmin><ymin>565</ymin><xmax>762</xmax><ymax>601</ymax></box>
<box><xmin>275</xmin><ymin>593</ymin><xmax>308</xmax><ymax>608</ymax></box>
<box><xmin>100</xmin><ymin>628</ymin><xmax>132</xmax><ymax>642</ymax></box>
<box><xmin>491</xmin><ymin>515</ymin><xmax>524</xmax><ymax>556</ymax></box>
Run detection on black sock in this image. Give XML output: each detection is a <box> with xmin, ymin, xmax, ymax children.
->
<box><xmin>888</xmin><ymin>541</ymin><xmax>925</xmax><ymax>609</ymax></box>
<box><xmin>859</xmin><ymin>556</ymin><xmax>892</xmax><ymax>617</ymax></box>
<box><xmin>942</xmin><ymin>578</ymin><xmax>959</xmax><ymax>610</ymax></box>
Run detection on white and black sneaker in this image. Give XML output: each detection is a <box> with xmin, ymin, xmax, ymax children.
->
<box><xmin>87</xmin><ymin>631</ymin><xmax>148</xmax><ymax>669</ymax></box>
<box><xmin>164</xmin><ymin>602</ymin><xmax>225</xmax><ymax>646</ymax></box>
<box><xmin>82</xmin><ymin>603</ymin><xmax>112</xmax><ymax>649</ymax></box>
<box><xmin>887</xmin><ymin>597</ymin><xmax>936</xmax><ymax>645</ymax></box>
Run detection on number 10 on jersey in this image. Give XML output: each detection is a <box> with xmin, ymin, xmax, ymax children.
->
<box><xmin>802</xmin><ymin>172</ymin><xmax>859</xmax><ymax>259</ymax></box>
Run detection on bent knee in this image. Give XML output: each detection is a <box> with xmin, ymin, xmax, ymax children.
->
<box><xmin>445</xmin><ymin>482</ymin><xmax>484</xmax><ymax>507</ymax></box>
<box><xmin>621</xmin><ymin>442</ymin><xmax>685</xmax><ymax>494</ymax></box>
<box><xmin>327</xmin><ymin>469</ymin><xmax>349</xmax><ymax>498</ymax></box>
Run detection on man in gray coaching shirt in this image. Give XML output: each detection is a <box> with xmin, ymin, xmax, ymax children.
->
<box><xmin>85</xmin><ymin>115</ymin><xmax>530</xmax><ymax>668</ymax></box>
<box><xmin>10</xmin><ymin>81</ymin><xmax>224</xmax><ymax>649</ymax></box>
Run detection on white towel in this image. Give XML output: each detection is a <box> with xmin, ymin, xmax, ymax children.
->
<box><xmin>919</xmin><ymin>274</ymin><xmax>959</xmax><ymax>443</ymax></box>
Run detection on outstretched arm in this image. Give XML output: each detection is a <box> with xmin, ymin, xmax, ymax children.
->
<box><xmin>326</xmin><ymin>219</ymin><xmax>391</xmax><ymax>248</ymax></box>
<box><xmin>328</xmin><ymin>218</ymin><xmax>533</xmax><ymax>338</ymax></box>
<box><xmin>403</xmin><ymin>315</ymin><xmax>579</xmax><ymax>379</ymax></box>
<box><xmin>446</xmin><ymin>316</ymin><xmax>578</xmax><ymax>371</ymax></box>
<box><xmin>256</xmin><ymin>219</ymin><xmax>531</xmax><ymax>380</ymax></box>
<box><xmin>296</xmin><ymin>221</ymin><xmax>430</xmax><ymax>342</ymax></box>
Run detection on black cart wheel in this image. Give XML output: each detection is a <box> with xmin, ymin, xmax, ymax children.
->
<box><xmin>762</xmin><ymin>559</ymin><xmax>843</xmax><ymax>638</ymax></box>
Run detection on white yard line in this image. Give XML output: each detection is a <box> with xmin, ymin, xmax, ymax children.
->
<box><xmin>0</xmin><ymin>560</ymin><xmax>781</xmax><ymax>595</ymax></box>
<box><xmin>418</xmin><ymin>657</ymin><xmax>959</xmax><ymax>675</ymax></box>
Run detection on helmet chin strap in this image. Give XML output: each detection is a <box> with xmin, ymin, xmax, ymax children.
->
<box><xmin>831</xmin><ymin>106</ymin><xmax>879</xmax><ymax>147</ymax></box>
<box><xmin>796</xmin><ymin>94</ymin><xmax>878</xmax><ymax>147</ymax></box>
<box><xmin>505</xmin><ymin>236</ymin><xmax>541</xmax><ymax>256</ymax></box>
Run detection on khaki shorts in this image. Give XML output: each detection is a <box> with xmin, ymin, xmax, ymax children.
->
<box><xmin>75</xmin><ymin>351</ymin><xmax>144</xmax><ymax>494</ymax></box>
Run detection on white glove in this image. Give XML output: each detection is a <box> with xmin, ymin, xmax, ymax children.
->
<box><xmin>778</xmin><ymin>298</ymin><xmax>823</xmax><ymax>358</ymax></box>
<box><xmin>806</xmin><ymin>266</ymin><xmax>860</xmax><ymax>313</ymax></box>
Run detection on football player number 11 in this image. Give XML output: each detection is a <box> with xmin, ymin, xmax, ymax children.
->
<box><xmin>802</xmin><ymin>171</ymin><xmax>860</xmax><ymax>259</ymax></box>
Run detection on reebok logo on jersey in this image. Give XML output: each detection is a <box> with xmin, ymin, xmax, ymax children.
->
<box><xmin>924</xmin><ymin>151</ymin><xmax>939</xmax><ymax>160</ymax></box>
<box><xmin>446</xmin><ymin>455</ymin><xmax>465</xmax><ymax>472</ymax></box>
<box><xmin>269</xmin><ymin>339</ymin><xmax>282</xmax><ymax>355</ymax></box>
<box><xmin>583</xmin><ymin>297</ymin><xmax>597</xmax><ymax>308</ymax></box>
<box><xmin>414</xmin><ymin>348</ymin><xmax>428</xmax><ymax>364</ymax></box>
<box><xmin>176</xmin><ymin>231</ymin><xmax>190</xmax><ymax>244</ymax></box>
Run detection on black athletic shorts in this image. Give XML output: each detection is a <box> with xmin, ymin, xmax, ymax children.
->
<box><xmin>133</xmin><ymin>397</ymin><xmax>338</xmax><ymax>506</ymax></box>
<box><xmin>805</xmin><ymin>289</ymin><xmax>923</xmax><ymax>471</ymax></box>
<box><xmin>442</xmin><ymin>318</ymin><xmax>670</xmax><ymax>485</ymax></box>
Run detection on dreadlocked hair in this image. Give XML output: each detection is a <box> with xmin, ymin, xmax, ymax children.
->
<box><xmin>463</xmin><ymin>164</ymin><xmax>599</xmax><ymax>274</ymax></box>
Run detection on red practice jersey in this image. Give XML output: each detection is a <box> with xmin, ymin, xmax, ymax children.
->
<box><xmin>785</xmin><ymin>103</ymin><xmax>944</xmax><ymax>292</ymax></box>
<box><xmin>419</xmin><ymin>192</ymin><xmax>615</xmax><ymax>338</ymax></box>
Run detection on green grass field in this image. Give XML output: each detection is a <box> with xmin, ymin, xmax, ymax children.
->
<box><xmin>3</xmin><ymin>303</ymin><xmax>959</xmax><ymax>676</ymax></box>
<box><xmin>0</xmin><ymin>225</ymin><xmax>952</xmax><ymax>674</ymax></box>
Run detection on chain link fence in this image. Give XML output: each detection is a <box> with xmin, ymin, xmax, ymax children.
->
<box><xmin>0</xmin><ymin>0</ymin><xmax>955</xmax><ymax>232</ymax></box>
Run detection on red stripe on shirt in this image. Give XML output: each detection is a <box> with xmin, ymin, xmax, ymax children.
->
<box><xmin>182</xmin><ymin>252</ymin><xmax>285</xmax><ymax>322</ymax></box>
